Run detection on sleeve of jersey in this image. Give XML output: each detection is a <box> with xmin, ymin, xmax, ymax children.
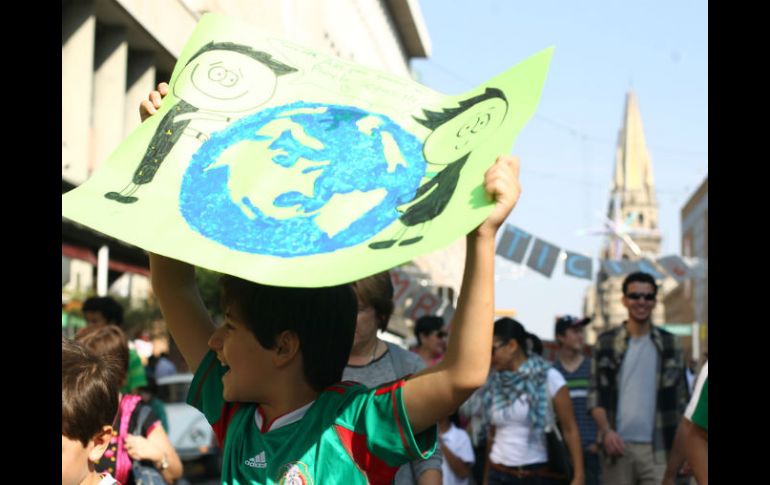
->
<box><xmin>356</xmin><ymin>380</ymin><xmax>437</xmax><ymax>466</ymax></box>
<box><xmin>186</xmin><ymin>350</ymin><xmax>238</xmax><ymax>446</ymax></box>
<box><xmin>684</xmin><ymin>362</ymin><xmax>708</xmax><ymax>430</ymax></box>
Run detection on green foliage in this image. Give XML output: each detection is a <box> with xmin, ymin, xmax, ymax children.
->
<box><xmin>116</xmin><ymin>295</ymin><xmax>162</xmax><ymax>337</ymax></box>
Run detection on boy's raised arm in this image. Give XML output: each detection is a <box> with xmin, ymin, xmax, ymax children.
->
<box><xmin>150</xmin><ymin>253</ymin><xmax>215</xmax><ymax>373</ymax></box>
<box><xmin>402</xmin><ymin>155</ymin><xmax>521</xmax><ymax>433</ymax></box>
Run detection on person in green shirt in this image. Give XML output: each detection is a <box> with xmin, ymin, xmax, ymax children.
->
<box><xmin>663</xmin><ymin>361</ymin><xmax>708</xmax><ymax>485</ymax></box>
<box><xmin>684</xmin><ymin>361</ymin><xmax>707</xmax><ymax>484</ymax></box>
<box><xmin>143</xmin><ymin>76</ymin><xmax>523</xmax><ymax>485</ymax></box>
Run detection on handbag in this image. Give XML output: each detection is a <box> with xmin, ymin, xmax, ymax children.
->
<box><xmin>545</xmin><ymin>392</ymin><xmax>573</xmax><ymax>481</ymax></box>
<box><xmin>130</xmin><ymin>404</ymin><xmax>167</xmax><ymax>485</ymax></box>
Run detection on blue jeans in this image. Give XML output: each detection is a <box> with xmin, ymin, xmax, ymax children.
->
<box><xmin>472</xmin><ymin>440</ymin><xmax>487</xmax><ymax>485</ymax></box>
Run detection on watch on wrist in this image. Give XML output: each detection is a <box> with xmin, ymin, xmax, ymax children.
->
<box><xmin>157</xmin><ymin>454</ymin><xmax>169</xmax><ymax>471</ymax></box>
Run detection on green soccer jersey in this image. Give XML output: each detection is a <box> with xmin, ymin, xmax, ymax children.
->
<box><xmin>188</xmin><ymin>351</ymin><xmax>437</xmax><ymax>484</ymax></box>
<box><xmin>684</xmin><ymin>361</ymin><xmax>708</xmax><ymax>430</ymax></box>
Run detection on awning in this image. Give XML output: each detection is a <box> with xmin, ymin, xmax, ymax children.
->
<box><xmin>107</xmin><ymin>258</ymin><xmax>150</xmax><ymax>277</ymax></box>
<box><xmin>61</xmin><ymin>243</ymin><xmax>96</xmax><ymax>265</ymax></box>
<box><xmin>61</xmin><ymin>243</ymin><xmax>150</xmax><ymax>277</ymax></box>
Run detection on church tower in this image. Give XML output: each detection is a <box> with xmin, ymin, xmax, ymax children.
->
<box><xmin>586</xmin><ymin>91</ymin><xmax>665</xmax><ymax>338</ymax></box>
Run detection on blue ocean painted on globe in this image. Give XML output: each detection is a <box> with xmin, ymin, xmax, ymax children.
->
<box><xmin>179</xmin><ymin>102</ymin><xmax>426</xmax><ymax>256</ymax></box>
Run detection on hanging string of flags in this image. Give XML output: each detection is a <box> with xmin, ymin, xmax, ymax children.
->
<box><xmin>385</xmin><ymin>222</ymin><xmax>703</xmax><ymax>324</ymax></box>
<box><xmin>495</xmin><ymin>224</ymin><xmax>705</xmax><ymax>281</ymax></box>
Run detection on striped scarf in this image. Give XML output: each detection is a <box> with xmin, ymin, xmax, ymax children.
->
<box><xmin>482</xmin><ymin>355</ymin><xmax>551</xmax><ymax>441</ymax></box>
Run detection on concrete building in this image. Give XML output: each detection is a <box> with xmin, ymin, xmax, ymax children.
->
<box><xmin>62</xmin><ymin>0</ymin><xmax>431</xmax><ymax>314</ymax></box>
<box><xmin>681</xmin><ymin>178</ymin><xmax>707</xmax><ymax>357</ymax></box>
<box><xmin>663</xmin><ymin>177</ymin><xmax>707</xmax><ymax>360</ymax></box>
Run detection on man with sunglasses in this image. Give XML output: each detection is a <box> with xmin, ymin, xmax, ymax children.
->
<box><xmin>587</xmin><ymin>272</ymin><xmax>688</xmax><ymax>485</ymax></box>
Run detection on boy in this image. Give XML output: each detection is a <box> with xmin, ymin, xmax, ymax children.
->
<box><xmin>144</xmin><ymin>82</ymin><xmax>521</xmax><ymax>484</ymax></box>
<box><xmin>62</xmin><ymin>338</ymin><xmax>122</xmax><ymax>485</ymax></box>
<box><xmin>81</xmin><ymin>296</ymin><xmax>148</xmax><ymax>394</ymax></box>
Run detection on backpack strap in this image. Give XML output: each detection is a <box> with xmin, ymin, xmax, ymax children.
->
<box><xmin>132</xmin><ymin>403</ymin><xmax>153</xmax><ymax>436</ymax></box>
<box><xmin>115</xmin><ymin>394</ymin><xmax>142</xmax><ymax>484</ymax></box>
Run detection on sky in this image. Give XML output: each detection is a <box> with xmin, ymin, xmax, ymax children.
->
<box><xmin>410</xmin><ymin>0</ymin><xmax>708</xmax><ymax>339</ymax></box>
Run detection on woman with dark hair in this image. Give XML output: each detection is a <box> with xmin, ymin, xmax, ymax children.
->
<box><xmin>483</xmin><ymin>318</ymin><xmax>584</xmax><ymax>485</ymax></box>
<box><xmin>343</xmin><ymin>271</ymin><xmax>443</xmax><ymax>485</ymax></box>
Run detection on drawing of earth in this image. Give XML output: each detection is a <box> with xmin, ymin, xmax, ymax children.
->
<box><xmin>180</xmin><ymin>102</ymin><xmax>426</xmax><ymax>257</ymax></box>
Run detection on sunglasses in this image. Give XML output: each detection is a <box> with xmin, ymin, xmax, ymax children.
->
<box><xmin>625</xmin><ymin>292</ymin><xmax>656</xmax><ymax>301</ymax></box>
<box><xmin>436</xmin><ymin>331</ymin><xmax>448</xmax><ymax>339</ymax></box>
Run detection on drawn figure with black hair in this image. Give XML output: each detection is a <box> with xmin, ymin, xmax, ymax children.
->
<box><xmin>369</xmin><ymin>88</ymin><xmax>508</xmax><ymax>249</ymax></box>
<box><xmin>105</xmin><ymin>41</ymin><xmax>297</xmax><ymax>204</ymax></box>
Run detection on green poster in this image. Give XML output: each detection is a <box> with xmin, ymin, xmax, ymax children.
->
<box><xmin>62</xmin><ymin>13</ymin><xmax>553</xmax><ymax>287</ymax></box>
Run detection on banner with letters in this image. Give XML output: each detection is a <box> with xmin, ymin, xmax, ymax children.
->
<box><xmin>495</xmin><ymin>224</ymin><xmax>704</xmax><ymax>281</ymax></box>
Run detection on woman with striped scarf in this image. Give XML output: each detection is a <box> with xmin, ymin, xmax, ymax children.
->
<box><xmin>482</xmin><ymin>318</ymin><xmax>584</xmax><ymax>485</ymax></box>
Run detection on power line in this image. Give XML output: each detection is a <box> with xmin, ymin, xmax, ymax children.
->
<box><xmin>521</xmin><ymin>167</ymin><xmax>692</xmax><ymax>196</ymax></box>
<box><xmin>414</xmin><ymin>61</ymin><xmax>708</xmax><ymax>159</ymax></box>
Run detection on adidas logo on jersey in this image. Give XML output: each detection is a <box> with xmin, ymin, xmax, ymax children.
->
<box><xmin>245</xmin><ymin>451</ymin><xmax>267</xmax><ymax>468</ymax></box>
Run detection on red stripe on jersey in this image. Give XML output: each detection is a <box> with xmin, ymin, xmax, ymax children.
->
<box><xmin>324</xmin><ymin>381</ymin><xmax>357</xmax><ymax>393</ymax></box>
<box><xmin>212</xmin><ymin>402</ymin><xmax>241</xmax><ymax>448</ymax></box>
<box><xmin>374</xmin><ymin>378</ymin><xmax>405</xmax><ymax>396</ymax></box>
<box><xmin>373</xmin><ymin>379</ymin><xmax>418</xmax><ymax>459</ymax></box>
<box><xmin>334</xmin><ymin>424</ymin><xmax>399</xmax><ymax>485</ymax></box>
<box><xmin>390</xmin><ymin>387</ymin><xmax>416</xmax><ymax>458</ymax></box>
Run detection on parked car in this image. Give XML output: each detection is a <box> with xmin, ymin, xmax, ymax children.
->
<box><xmin>156</xmin><ymin>373</ymin><xmax>221</xmax><ymax>480</ymax></box>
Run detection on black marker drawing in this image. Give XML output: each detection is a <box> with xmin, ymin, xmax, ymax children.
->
<box><xmin>369</xmin><ymin>88</ymin><xmax>509</xmax><ymax>249</ymax></box>
<box><xmin>105</xmin><ymin>41</ymin><xmax>297</xmax><ymax>204</ymax></box>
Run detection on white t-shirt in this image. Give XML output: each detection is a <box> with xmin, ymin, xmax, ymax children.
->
<box><xmin>489</xmin><ymin>368</ymin><xmax>566</xmax><ymax>466</ymax></box>
<box><xmin>441</xmin><ymin>423</ymin><xmax>475</xmax><ymax>485</ymax></box>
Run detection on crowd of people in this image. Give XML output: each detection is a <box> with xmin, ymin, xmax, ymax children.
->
<box><xmin>63</xmin><ymin>270</ymin><xmax>707</xmax><ymax>485</ymax></box>
<box><xmin>62</xmin><ymin>83</ymin><xmax>707</xmax><ymax>485</ymax></box>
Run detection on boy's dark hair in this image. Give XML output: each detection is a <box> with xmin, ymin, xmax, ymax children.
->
<box><xmin>622</xmin><ymin>271</ymin><xmax>658</xmax><ymax>296</ymax></box>
<box><xmin>82</xmin><ymin>296</ymin><xmax>124</xmax><ymax>325</ymax></box>
<box><xmin>220</xmin><ymin>276</ymin><xmax>357</xmax><ymax>392</ymax></box>
<box><xmin>353</xmin><ymin>271</ymin><xmax>394</xmax><ymax>331</ymax></box>
<box><xmin>493</xmin><ymin>317</ymin><xmax>531</xmax><ymax>357</ymax></box>
<box><xmin>414</xmin><ymin>87</ymin><xmax>507</xmax><ymax>130</ymax></box>
<box><xmin>76</xmin><ymin>325</ymin><xmax>130</xmax><ymax>384</ymax></box>
<box><xmin>62</xmin><ymin>338</ymin><xmax>121</xmax><ymax>446</ymax></box>
<box><xmin>186</xmin><ymin>41</ymin><xmax>298</xmax><ymax>76</ymax></box>
<box><xmin>414</xmin><ymin>315</ymin><xmax>444</xmax><ymax>345</ymax></box>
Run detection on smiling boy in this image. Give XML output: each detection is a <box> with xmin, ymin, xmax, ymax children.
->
<box><xmin>143</xmin><ymin>83</ymin><xmax>522</xmax><ymax>484</ymax></box>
